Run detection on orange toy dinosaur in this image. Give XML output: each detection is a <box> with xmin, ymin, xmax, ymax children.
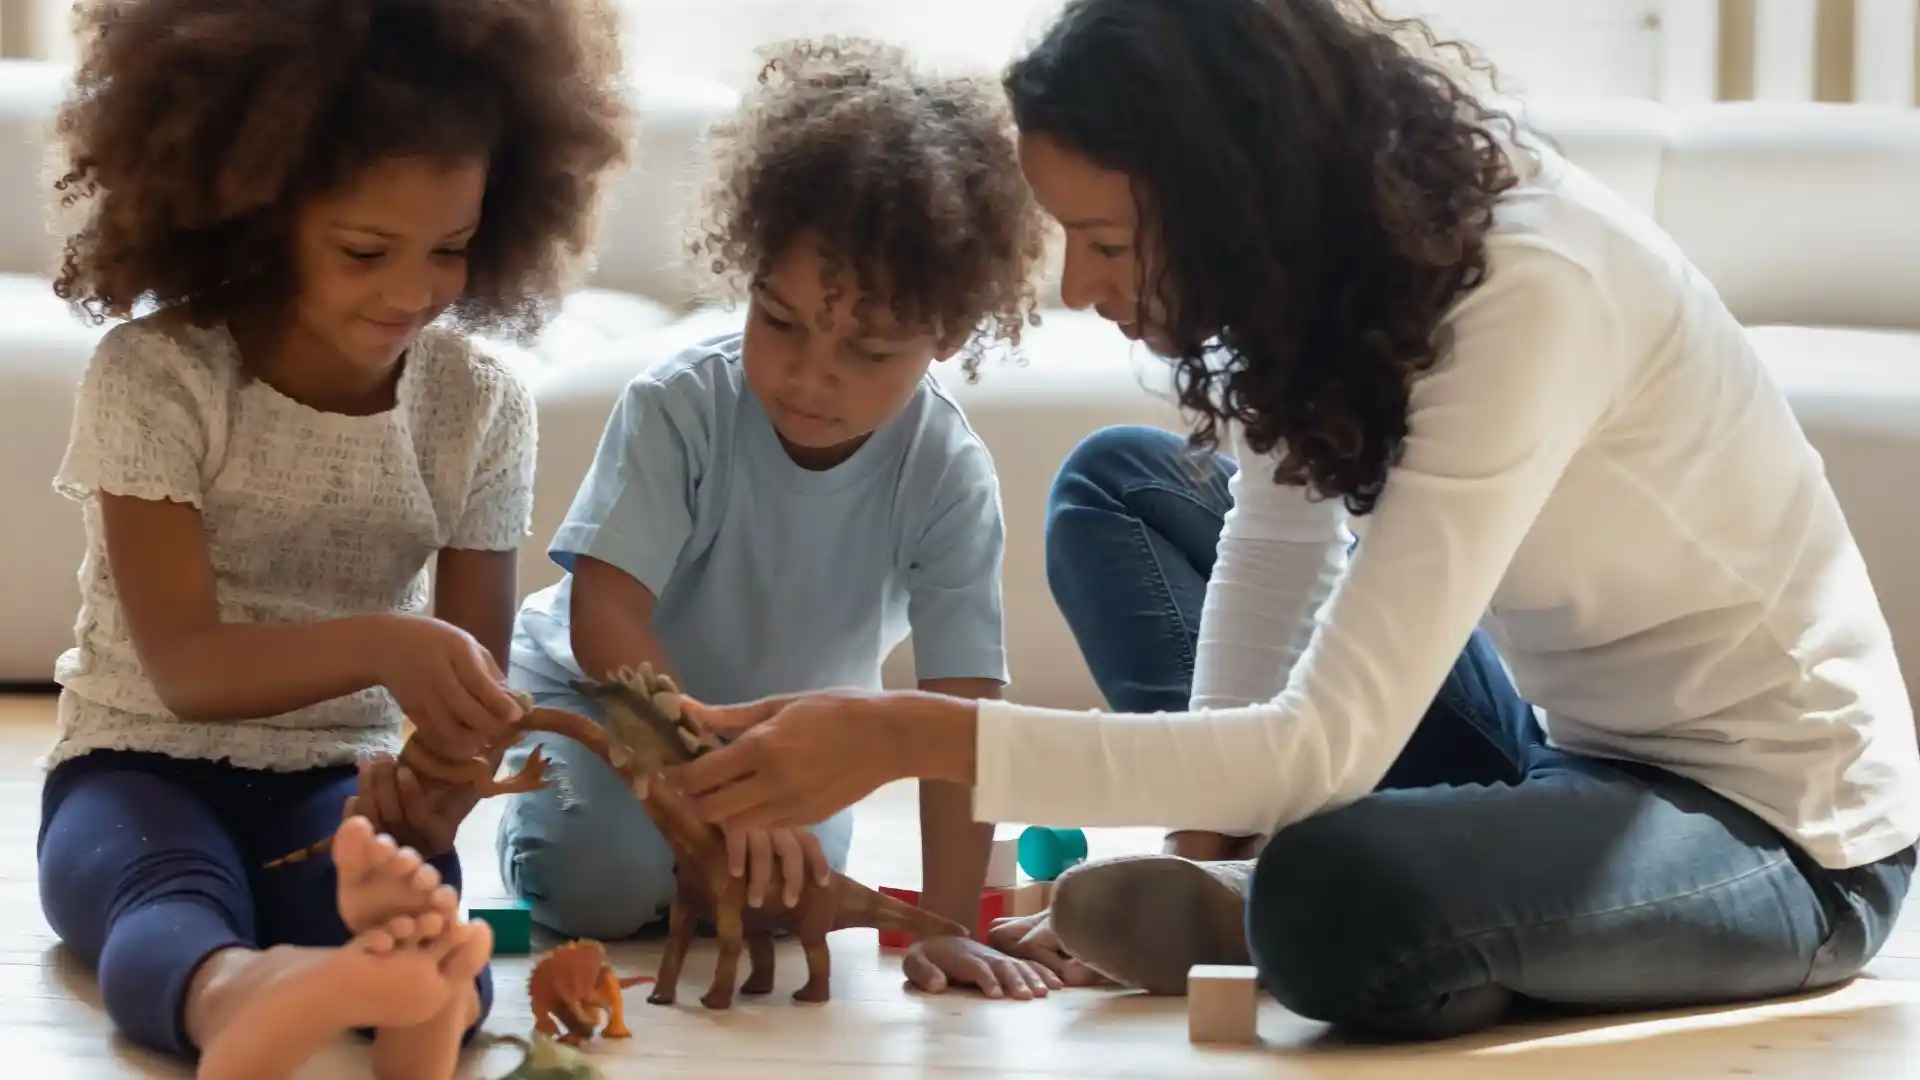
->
<box><xmin>529</xmin><ymin>939</ymin><xmax>654</xmax><ymax>1045</ymax></box>
<box><xmin>261</xmin><ymin>696</ymin><xmax>603</xmax><ymax>868</ymax></box>
<box><xmin>533</xmin><ymin>664</ymin><xmax>972</xmax><ymax>1009</ymax></box>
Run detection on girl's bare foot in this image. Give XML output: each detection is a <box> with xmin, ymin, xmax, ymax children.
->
<box><xmin>189</xmin><ymin>913</ymin><xmax>459</xmax><ymax>1080</ymax></box>
<box><xmin>371</xmin><ymin>917</ymin><xmax>495</xmax><ymax>1080</ymax></box>
<box><xmin>334</xmin><ymin>814</ymin><xmax>458</xmax><ymax>933</ymax></box>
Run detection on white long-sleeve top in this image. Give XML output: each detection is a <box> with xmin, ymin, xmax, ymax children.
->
<box><xmin>973</xmin><ymin>148</ymin><xmax>1920</xmax><ymax>871</ymax></box>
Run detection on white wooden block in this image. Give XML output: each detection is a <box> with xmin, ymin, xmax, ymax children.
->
<box><xmin>984</xmin><ymin>836</ymin><xmax>1019</xmax><ymax>889</ymax></box>
<box><xmin>1187</xmin><ymin>964</ymin><xmax>1260</xmax><ymax>1045</ymax></box>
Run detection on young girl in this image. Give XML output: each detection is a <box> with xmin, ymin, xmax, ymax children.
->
<box><xmin>36</xmin><ymin>2</ymin><xmax>629</xmax><ymax>1078</ymax></box>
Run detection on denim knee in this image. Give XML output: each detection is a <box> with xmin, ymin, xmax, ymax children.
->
<box><xmin>1047</xmin><ymin>424</ymin><xmax>1182</xmax><ymax>519</ymax></box>
<box><xmin>499</xmin><ymin>802</ymin><xmax>679</xmax><ymax>939</ymax></box>
<box><xmin>1245</xmin><ymin>805</ymin><xmax>1499</xmax><ymax>1037</ymax></box>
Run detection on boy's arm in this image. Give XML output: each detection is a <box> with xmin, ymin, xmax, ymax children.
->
<box><xmin>549</xmin><ymin>367</ymin><xmax>705</xmax><ymax>684</ymax></box>
<box><xmin>903</xmin><ymin>436</ymin><xmax>1011</xmax><ymax>928</ymax></box>
<box><xmin>916</xmin><ymin>676</ymin><xmax>1004</xmax><ymax>928</ymax></box>
<box><xmin>569</xmin><ymin>555</ymin><xmax>678</xmax><ymax>683</ymax></box>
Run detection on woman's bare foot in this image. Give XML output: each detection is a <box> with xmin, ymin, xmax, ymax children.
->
<box><xmin>189</xmin><ymin>913</ymin><xmax>460</xmax><ymax>1080</ymax></box>
<box><xmin>370</xmin><ymin>916</ymin><xmax>495</xmax><ymax>1080</ymax></box>
<box><xmin>334</xmin><ymin>814</ymin><xmax>458</xmax><ymax>933</ymax></box>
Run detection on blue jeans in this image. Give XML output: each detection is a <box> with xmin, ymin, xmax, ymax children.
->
<box><xmin>494</xmin><ymin>671</ymin><xmax>856</xmax><ymax>939</ymax></box>
<box><xmin>1045</xmin><ymin>424</ymin><xmax>1914</xmax><ymax>1040</ymax></box>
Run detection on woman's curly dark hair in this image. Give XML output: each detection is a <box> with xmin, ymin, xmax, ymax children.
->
<box><xmin>690</xmin><ymin>37</ymin><xmax>1049</xmax><ymax>378</ymax></box>
<box><xmin>1004</xmin><ymin>0</ymin><xmax>1525</xmax><ymax>513</ymax></box>
<box><xmin>49</xmin><ymin>0</ymin><xmax>633</xmax><ymax>342</ymax></box>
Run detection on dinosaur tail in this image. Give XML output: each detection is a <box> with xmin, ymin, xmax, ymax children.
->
<box><xmin>618</xmin><ymin>974</ymin><xmax>656</xmax><ymax>988</ymax></box>
<box><xmin>263</xmin><ymin>836</ymin><xmax>333</xmax><ymax>869</ymax></box>
<box><xmin>832</xmin><ymin>877</ymin><xmax>972</xmax><ymax>939</ymax></box>
<box><xmin>519</xmin><ymin>706</ymin><xmax>617</xmax><ymax>765</ymax></box>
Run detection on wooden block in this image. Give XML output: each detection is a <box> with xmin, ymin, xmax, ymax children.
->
<box><xmin>1005</xmin><ymin>879</ymin><xmax>1050</xmax><ymax>916</ymax></box>
<box><xmin>1187</xmin><ymin>964</ymin><xmax>1260</xmax><ymax>1045</ymax></box>
<box><xmin>984</xmin><ymin>836</ymin><xmax>1020</xmax><ymax>888</ymax></box>
<box><xmin>877</xmin><ymin>885</ymin><xmax>1016</xmax><ymax>948</ymax></box>
<box><xmin>469</xmin><ymin>901</ymin><xmax>533</xmax><ymax>955</ymax></box>
<box><xmin>877</xmin><ymin>885</ymin><xmax>919</xmax><ymax>949</ymax></box>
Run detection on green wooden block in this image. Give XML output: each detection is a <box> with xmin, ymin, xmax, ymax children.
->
<box><xmin>470</xmin><ymin>901</ymin><xmax>533</xmax><ymax>954</ymax></box>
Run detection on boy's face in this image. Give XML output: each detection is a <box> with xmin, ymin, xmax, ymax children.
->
<box><xmin>286</xmin><ymin>154</ymin><xmax>484</xmax><ymax>377</ymax></box>
<box><xmin>741</xmin><ymin>236</ymin><xmax>953</xmax><ymax>467</ymax></box>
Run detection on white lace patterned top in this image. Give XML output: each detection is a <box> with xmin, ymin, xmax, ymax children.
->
<box><xmin>45</xmin><ymin>313</ymin><xmax>538</xmax><ymax>772</ymax></box>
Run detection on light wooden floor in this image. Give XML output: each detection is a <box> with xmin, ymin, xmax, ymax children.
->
<box><xmin>7</xmin><ymin>692</ymin><xmax>1920</xmax><ymax>1078</ymax></box>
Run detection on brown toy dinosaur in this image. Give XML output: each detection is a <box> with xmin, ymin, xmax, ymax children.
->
<box><xmin>262</xmin><ymin>695</ymin><xmax>606</xmax><ymax>868</ymax></box>
<box><xmin>529</xmin><ymin>939</ymin><xmax>654</xmax><ymax>1045</ymax></box>
<box><xmin>537</xmin><ymin>663</ymin><xmax>971</xmax><ymax>1009</ymax></box>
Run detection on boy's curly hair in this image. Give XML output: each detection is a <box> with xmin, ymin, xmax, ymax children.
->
<box><xmin>49</xmin><ymin>0</ymin><xmax>633</xmax><ymax>342</ymax></box>
<box><xmin>690</xmin><ymin>37</ymin><xmax>1049</xmax><ymax>378</ymax></box>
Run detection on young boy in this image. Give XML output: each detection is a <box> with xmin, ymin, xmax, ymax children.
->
<box><xmin>495</xmin><ymin>38</ymin><xmax>1057</xmax><ymax>999</ymax></box>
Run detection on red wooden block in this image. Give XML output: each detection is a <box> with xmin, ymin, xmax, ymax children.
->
<box><xmin>876</xmin><ymin>885</ymin><xmax>1011</xmax><ymax>949</ymax></box>
<box><xmin>878</xmin><ymin>885</ymin><xmax>919</xmax><ymax>949</ymax></box>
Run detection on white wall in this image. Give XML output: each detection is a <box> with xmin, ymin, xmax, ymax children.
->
<box><xmin>617</xmin><ymin>0</ymin><xmax>1677</xmax><ymax>97</ymax></box>
<box><xmin>12</xmin><ymin>0</ymin><xmax>1720</xmax><ymax>103</ymax></box>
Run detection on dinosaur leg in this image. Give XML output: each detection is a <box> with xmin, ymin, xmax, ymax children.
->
<box><xmin>648</xmin><ymin>891</ymin><xmax>694</xmax><ymax>1006</ymax></box>
<box><xmin>558</xmin><ymin>1002</ymin><xmax>598</xmax><ymax>1046</ymax></box>
<box><xmin>473</xmin><ymin>744</ymin><xmax>552</xmax><ymax>797</ymax></box>
<box><xmin>794</xmin><ymin>907</ymin><xmax>834</xmax><ymax>1004</ymax></box>
<box><xmin>702</xmin><ymin>888</ymin><xmax>746</xmax><ymax>1010</ymax></box>
<box><xmin>741</xmin><ymin>932</ymin><xmax>776</xmax><ymax>996</ymax></box>
<box><xmin>533</xmin><ymin>1003</ymin><xmax>560</xmax><ymax>1039</ymax></box>
<box><xmin>595</xmin><ymin>967</ymin><xmax>633</xmax><ymax>1038</ymax></box>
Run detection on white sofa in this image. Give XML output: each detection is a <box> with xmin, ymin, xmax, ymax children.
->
<box><xmin>4</xmin><ymin>59</ymin><xmax>1920</xmax><ymax>720</ymax></box>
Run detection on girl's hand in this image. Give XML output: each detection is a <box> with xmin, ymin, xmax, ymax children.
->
<box><xmin>372</xmin><ymin>615</ymin><xmax>522</xmax><ymax>760</ymax></box>
<box><xmin>345</xmin><ymin>754</ymin><xmax>479</xmax><ymax>857</ymax></box>
<box><xmin>903</xmin><ymin>933</ymin><xmax>1063</xmax><ymax>1000</ymax></box>
<box><xmin>984</xmin><ymin>912</ymin><xmax>1116</xmax><ymax>987</ymax></box>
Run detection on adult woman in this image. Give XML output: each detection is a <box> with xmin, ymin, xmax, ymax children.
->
<box><xmin>670</xmin><ymin>0</ymin><xmax>1920</xmax><ymax>1039</ymax></box>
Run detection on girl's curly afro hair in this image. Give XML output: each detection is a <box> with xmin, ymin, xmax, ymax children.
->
<box><xmin>49</xmin><ymin>0</ymin><xmax>634</xmax><ymax>342</ymax></box>
<box><xmin>1005</xmin><ymin>0</ymin><xmax>1525</xmax><ymax>515</ymax></box>
<box><xmin>690</xmin><ymin>37</ymin><xmax>1050</xmax><ymax>377</ymax></box>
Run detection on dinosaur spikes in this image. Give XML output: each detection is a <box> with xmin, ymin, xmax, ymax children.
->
<box><xmin>675</xmin><ymin>726</ymin><xmax>703</xmax><ymax>755</ymax></box>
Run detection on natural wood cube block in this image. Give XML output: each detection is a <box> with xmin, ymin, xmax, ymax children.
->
<box><xmin>1187</xmin><ymin>963</ymin><xmax>1260</xmax><ymax>1045</ymax></box>
<box><xmin>984</xmin><ymin>836</ymin><xmax>1020</xmax><ymax>888</ymax></box>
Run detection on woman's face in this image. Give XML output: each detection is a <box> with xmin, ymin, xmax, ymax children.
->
<box><xmin>1017</xmin><ymin>131</ymin><xmax>1174</xmax><ymax>354</ymax></box>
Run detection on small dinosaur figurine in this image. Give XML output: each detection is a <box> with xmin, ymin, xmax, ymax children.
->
<box><xmin>262</xmin><ymin>694</ymin><xmax>608</xmax><ymax>868</ymax></box>
<box><xmin>487</xmin><ymin>1032</ymin><xmax>606</xmax><ymax>1080</ymax></box>
<box><xmin>529</xmin><ymin>939</ymin><xmax>653</xmax><ymax>1045</ymax></box>
<box><xmin>542</xmin><ymin>663</ymin><xmax>972</xmax><ymax>1009</ymax></box>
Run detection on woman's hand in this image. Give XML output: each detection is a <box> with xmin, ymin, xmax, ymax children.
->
<box><xmin>724</xmin><ymin>824</ymin><xmax>834</xmax><ymax>908</ymax></box>
<box><xmin>903</xmin><ymin>933</ymin><xmax>1063</xmax><ymax>1000</ymax></box>
<box><xmin>672</xmin><ymin>689</ymin><xmax>969</xmax><ymax>830</ymax></box>
<box><xmin>372</xmin><ymin>615</ymin><xmax>524</xmax><ymax>760</ymax></box>
<box><xmin>984</xmin><ymin>912</ymin><xmax>1116</xmax><ymax>987</ymax></box>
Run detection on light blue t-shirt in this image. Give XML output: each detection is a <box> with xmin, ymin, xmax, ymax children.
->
<box><xmin>510</xmin><ymin>331</ymin><xmax>1008</xmax><ymax>706</ymax></box>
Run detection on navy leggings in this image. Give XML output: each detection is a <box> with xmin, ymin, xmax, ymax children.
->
<box><xmin>36</xmin><ymin>749</ymin><xmax>495</xmax><ymax>1061</ymax></box>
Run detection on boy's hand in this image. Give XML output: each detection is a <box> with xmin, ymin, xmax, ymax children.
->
<box><xmin>723</xmin><ymin>824</ymin><xmax>834</xmax><ymax>908</ymax></box>
<box><xmin>345</xmin><ymin>753</ymin><xmax>479</xmax><ymax>857</ymax></box>
<box><xmin>983</xmin><ymin>912</ymin><xmax>1116</xmax><ymax>987</ymax></box>
<box><xmin>903</xmin><ymin>933</ymin><xmax>1062</xmax><ymax>1000</ymax></box>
